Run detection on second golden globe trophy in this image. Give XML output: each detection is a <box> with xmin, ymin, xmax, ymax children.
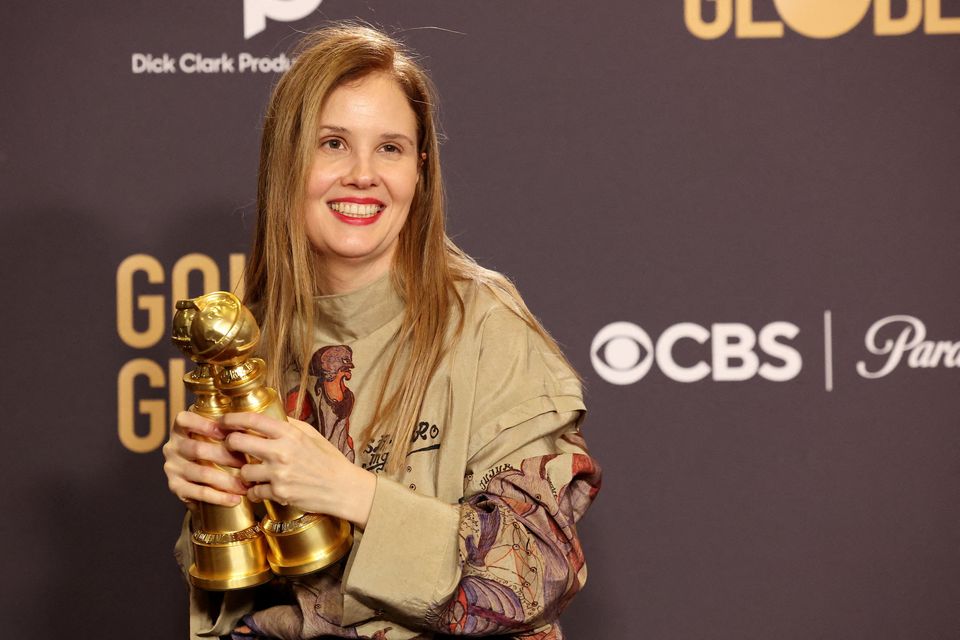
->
<box><xmin>176</xmin><ymin>291</ymin><xmax>353</xmax><ymax>577</ymax></box>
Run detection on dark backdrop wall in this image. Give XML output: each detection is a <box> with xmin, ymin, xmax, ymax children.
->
<box><xmin>3</xmin><ymin>1</ymin><xmax>959</xmax><ymax>638</ymax></box>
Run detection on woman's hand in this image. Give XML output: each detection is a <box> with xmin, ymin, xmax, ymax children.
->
<box><xmin>221</xmin><ymin>412</ymin><xmax>377</xmax><ymax>528</ymax></box>
<box><xmin>162</xmin><ymin>411</ymin><xmax>249</xmax><ymax>508</ymax></box>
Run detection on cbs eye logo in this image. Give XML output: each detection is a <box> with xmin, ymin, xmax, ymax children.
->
<box><xmin>590</xmin><ymin>322</ymin><xmax>655</xmax><ymax>385</ymax></box>
<box><xmin>591</xmin><ymin>321</ymin><xmax>803</xmax><ymax>385</ymax></box>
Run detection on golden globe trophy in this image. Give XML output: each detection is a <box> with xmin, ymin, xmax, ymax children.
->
<box><xmin>176</xmin><ymin>291</ymin><xmax>353</xmax><ymax>577</ymax></box>
<box><xmin>171</xmin><ymin>301</ymin><xmax>272</xmax><ymax>590</ymax></box>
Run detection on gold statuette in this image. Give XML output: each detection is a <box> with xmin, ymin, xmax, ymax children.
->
<box><xmin>179</xmin><ymin>291</ymin><xmax>353</xmax><ymax>577</ymax></box>
<box><xmin>172</xmin><ymin>302</ymin><xmax>272</xmax><ymax>591</ymax></box>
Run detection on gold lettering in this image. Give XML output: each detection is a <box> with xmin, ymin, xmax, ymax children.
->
<box><xmin>116</xmin><ymin>254</ymin><xmax>165</xmax><ymax>349</ymax></box>
<box><xmin>737</xmin><ymin>0</ymin><xmax>785</xmax><ymax>38</ymax></box>
<box><xmin>171</xmin><ymin>253</ymin><xmax>220</xmax><ymax>314</ymax></box>
<box><xmin>118</xmin><ymin>358</ymin><xmax>167</xmax><ymax>453</ymax></box>
<box><xmin>774</xmin><ymin>0</ymin><xmax>870</xmax><ymax>38</ymax></box>
<box><xmin>925</xmin><ymin>0</ymin><xmax>960</xmax><ymax>34</ymax></box>
<box><xmin>685</xmin><ymin>0</ymin><xmax>734</xmax><ymax>39</ymax></box>
<box><xmin>875</xmin><ymin>0</ymin><xmax>922</xmax><ymax>34</ymax></box>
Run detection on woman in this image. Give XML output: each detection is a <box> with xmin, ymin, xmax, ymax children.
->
<box><xmin>163</xmin><ymin>23</ymin><xmax>601</xmax><ymax>640</ymax></box>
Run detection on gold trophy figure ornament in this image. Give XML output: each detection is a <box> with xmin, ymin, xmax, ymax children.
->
<box><xmin>171</xmin><ymin>301</ymin><xmax>272</xmax><ymax>591</ymax></box>
<box><xmin>179</xmin><ymin>291</ymin><xmax>353</xmax><ymax>577</ymax></box>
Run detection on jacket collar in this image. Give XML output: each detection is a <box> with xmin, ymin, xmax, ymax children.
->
<box><xmin>311</xmin><ymin>273</ymin><xmax>405</xmax><ymax>344</ymax></box>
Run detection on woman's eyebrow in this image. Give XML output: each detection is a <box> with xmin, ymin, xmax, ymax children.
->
<box><xmin>380</xmin><ymin>132</ymin><xmax>416</xmax><ymax>146</ymax></box>
<box><xmin>318</xmin><ymin>125</ymin><xmax>415</xmax><ymax>147</ymax></box>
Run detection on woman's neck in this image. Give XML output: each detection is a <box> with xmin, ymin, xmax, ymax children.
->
<box><xmin>313</xmin><ymin>256</ymin><xmax>392</xmax><ymax>296</ymax></box>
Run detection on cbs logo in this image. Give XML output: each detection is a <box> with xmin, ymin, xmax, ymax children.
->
<box><xmin>244</xmin><ymin>0</ymin><xmax>323</xmax><ymax>39</ymax></box>
<box><xmin>591</xmin><ymin>321</ymin><xmax>802</xmax><ymax>385</ymax></box>
<box><xmin>685</xmin><ymin>0</ymin><xmax>960</xmax><ymax>39</ymax></box>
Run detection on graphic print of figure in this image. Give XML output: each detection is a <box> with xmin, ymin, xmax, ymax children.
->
<box><xmin>311</xmin><ymin>345</ymin><xmax>356</xmax><ymax>461</ymax></box>
<box><xmin>285</xmin><ymin>345</ymin><xmax>356</xmax><ymax>461</ymax></box>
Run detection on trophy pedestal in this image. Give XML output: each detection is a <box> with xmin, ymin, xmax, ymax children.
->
<box><xmin>189</xmin><ymin>524</ymin><xmax>274</xmax><ymax>591</ymax></box>
<box><xmin>262</xmin><ymin>513</ymin><xmax>354</xmax><ymax>576</ymax></box>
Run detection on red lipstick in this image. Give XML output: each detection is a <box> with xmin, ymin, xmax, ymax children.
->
<box><xmin>328</xmin><ymin>197</ymin><xmax>385</xmax><ymax>226</ymax></box>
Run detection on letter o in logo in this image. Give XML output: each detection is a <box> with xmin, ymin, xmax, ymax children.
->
<box><xmin>773</xmin><ymin>0</ymin><xmax>872</xmax><ymax>38</ymax></box>
<box><xmin>591</xmin><ymin>322</ymin><xmax>654</xmax><ymax>385</ymax></box>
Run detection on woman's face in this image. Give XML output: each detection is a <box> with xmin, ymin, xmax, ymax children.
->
<box><xmin>303</xmin><ymin>71</ymin><xmax>420</xmax><ymax>287</ymax></box>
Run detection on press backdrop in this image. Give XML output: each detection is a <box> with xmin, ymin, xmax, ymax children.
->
<box><xmin>3</xmin><ymin>1</ymin><xmax>960</xmax><ymax>638</ymax></box>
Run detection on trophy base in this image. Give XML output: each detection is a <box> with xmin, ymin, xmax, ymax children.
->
<box><xmin>189</xmin><ymin>526</ymin><xmax>273</xmax><ymax>591</ymax></box>
<box><xmin>263</xmin><ymin>514</ymin><xmax>353</xmax><ymax>577</ymax></box>
<box><xmin>189</xmin><ymin>564</ymin><xmax>274</xmax><ymax>591</ymax></box>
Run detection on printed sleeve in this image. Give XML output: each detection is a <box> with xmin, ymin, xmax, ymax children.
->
<box><xmin>439</xmin><ymin>412</ymin><xmax>600</xmax><ymax>635</ymax></box>
<box><xmin>343</xmin><ymin>410</ymin><xmax>600</xmax><ymax>637</ymax></box>
<box><xmin>341</xmin><ymin>307</ymin><xmax>602</xmax><ymax>636</ymax></box>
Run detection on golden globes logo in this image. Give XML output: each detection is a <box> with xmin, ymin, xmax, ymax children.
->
<box><xmin>116</xmin><ymin>253</ymin><xmax>245</xmax><ymax>452</ymax></box>
<box><xmin>685</xmin><ymin>0</ymin><xmax>960</xmax><ymax>39</ymax></box>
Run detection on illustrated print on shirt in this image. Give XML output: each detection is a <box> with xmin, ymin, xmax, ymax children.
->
<box><xmin>360</xmin><ymin>420</ymin><xmax>443</xmax><ymax>474</ymax></box>
<box><xmin>409</xmin><ymin>420</ymin><xmax>442</xmax><ymax>455</ymax></box>
<box><xmin>285</xmin><ymin>345</ymin><xmax>356</xmax><ymax>462</ymax></box>
<box><xmin>361</xmin><ymin>434</ymin><xmax>392</xmax><ymax>473</ymax></box>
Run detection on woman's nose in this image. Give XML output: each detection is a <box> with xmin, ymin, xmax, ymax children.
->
<box><xmin>341</xmin><ymin>153</ymin><xmax>377</xmax><ymax>188</ymax></box>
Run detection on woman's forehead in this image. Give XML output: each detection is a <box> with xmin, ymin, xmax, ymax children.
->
<box><xmin>318</xmin><ymin>72</ymin><xmax>417</xmax><ymax>136</ymax></box>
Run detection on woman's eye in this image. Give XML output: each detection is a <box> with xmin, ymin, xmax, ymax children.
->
<box><xmin>321</xmin><ymin>139</ymin><xmax>345</xmax><ymax>151</ymax></box>
<box><xmin>381</xmin><ymin>143</ymin><xmax>401</xmax><ymax>154</ymax></box>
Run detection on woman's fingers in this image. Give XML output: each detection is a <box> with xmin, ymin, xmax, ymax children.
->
<box><xmin>244</xmin><ymin>477</ymin><xmax>294</xmax><ymax>506</ymax></box>
<box><xmin>170</xmin><ymin>477</ymin><xmax>242</xmax><ymax>507</ymax></box>
<box><xmin>244</xmin><ymin>481</ymin><xmax>269</xmax><ymax>504</ymax></box>
<box><xmin>221</xmin><ymin>411</ymin><xmax>292</xmax><ymax>439</ymax></box>
<box><xmin>164</xmin><ymin>412</ymin><xmax>252</xmax><ymax>507</ymax></box>
<box><xmin>173</xmin><ymin>410</ymin><xmax>225</xmax><ymax>439</ymax></box>
<box><xmin>179</xmin><ymin>436</ymin><xmax>246</xmax><ymax>468</ymax></box>
<box><xmin>177</xmin><ymin>459</ymin><xmax>248</xmax><ymax>495</ymax></box>
<box><xmin>163</xmin><ymin>455</ymin><xmax>246</xmax><ymax>506</ymax></box>
<box><xmin>238</xmin><ymin>462</ymin><xmax>271</xmax><ymax>485</ymax></box>
<box><xmin>168</xmin><ymin>411</ymin><xmax>244</xmax><ymax>467</ymax></box>
<box><xmin>223</xmin><ymin>415</ymin><xmax>333</xmax><ymax>461</ymax></box>
<box><xmin>224</xmin><ymin>431</ymin><xmax>283</xmax><ymax>461</ymax></box>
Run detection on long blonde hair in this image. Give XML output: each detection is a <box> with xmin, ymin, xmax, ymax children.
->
<box><xmin>245</xmin><ymin>23</ymin><xmax>571</xmax><ymax>474</ymax></box>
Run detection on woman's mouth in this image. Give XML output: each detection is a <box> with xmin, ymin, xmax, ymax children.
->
<box><xmin>328</xmin><ymin>200</ymin><xmax>385</xmax><ymax>225</ymax></box>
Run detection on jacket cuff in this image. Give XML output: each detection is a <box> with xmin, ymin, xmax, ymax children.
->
<box><xmin>341</xmin><ymin>475</ymin><xmax>461</xmax><ymax>623</ymax></box>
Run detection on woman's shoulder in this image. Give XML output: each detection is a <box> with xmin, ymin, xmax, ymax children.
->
<box><xmin>451</xmin><ymin>272</ymin><xmax>578</xmax><ymax>383</ymax></box>
<box><xmin>453</xmin><ymin>269</ymin><xmax>531</xmax><ymax>329</ymax></box>
<box><xmin>451</xmin><ymin>272</ymin><xmax>584</xmax><ymax>455</ymax></box>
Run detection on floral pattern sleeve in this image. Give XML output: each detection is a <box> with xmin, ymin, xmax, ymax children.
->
<box><xmin>339</xmin><ymin>411</ymin><xmax>600</xmax><ymax>640</ymax></box>
<box><xmin>428</xmin><ymin>425</ymin><xmax>601</xmax><ymax>638</ymax></box>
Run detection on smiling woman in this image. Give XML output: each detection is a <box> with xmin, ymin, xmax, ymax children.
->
<box><xmin>162</xmin><ymin>23</ymin><xmax>601</xmax><ymax>640</ymax></box>
<box><xmin>303</xmin><ymin>72</ymin><xmax>421</xmax><ymax>289</ymax></box>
